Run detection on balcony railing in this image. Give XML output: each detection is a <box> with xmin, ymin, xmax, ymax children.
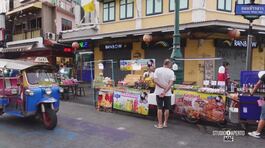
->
<box><xmin>42</xmin><ymin>0</ymin><xmax>73</xmax><ymax>13</ymax></box>
<box><xmin>13</xmin><ymin>30</ymin><xmax>41</xmax><ymax>41</ymax></box>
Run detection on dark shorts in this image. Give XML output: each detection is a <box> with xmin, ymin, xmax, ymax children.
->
<box><xmin>156</xmin><ymin>95</ymin><xmax>171</xmax><ymax>110</ymax></box>
<box><xmin>260</xmin><ymin>105</ymin><xmax>265</xmax><ymax>120</ymax></box>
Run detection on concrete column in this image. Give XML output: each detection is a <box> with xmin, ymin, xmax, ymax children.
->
<box><xmin>0</xmin><ymin>14</ymin><xmax>5</xmax><ymax>29</ymax></box>
<box><xmin>192</xmin><ymin>0</ymin><xmax>206</xmax><ymax>22</ymax></box>
<box><xmin>260</xmin><ymin>0</ymin><xmax>265</xmax><ymax>25</ymax></box>
<box><xmin>135</xmin><ymin>0</ymin><xmax>142</xmax><ymax>29</ymax></box>
<box><xmin>74</xmin><ymin>5</ymin><xmax>81</xmax><ymax>25</ymax></box>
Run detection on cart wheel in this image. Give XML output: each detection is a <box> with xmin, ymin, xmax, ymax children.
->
<box><xmin>0</xmin><ymin>109</ymin><xmax>3</xmax><ymax>115</ymax></box>
<box><xmin>217</xmin><ymin>120</ymin><xmax>227</xmax><ymax>128</ymax></box>
<box><xmin>240</xmin><ymin>123</ymin><xmax>248</xmax><ymax>131</ymax></box>
<box><xmin>42</xmin><ymin>108</ymin><xmax>57</xmax><ymax>130</ymax></box>
<box><xmin>184</xmin><ymin>116</ymin><xmax>199</xmax><ymax>124</ymax></box>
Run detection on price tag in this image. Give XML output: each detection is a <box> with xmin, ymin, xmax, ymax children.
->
<box><xmin>203</xmin><ymin>80</ymin><xmax>210</xmax><ymax>86</ymax></box>
<box><xmin>211</xmin><ymin>81</ymin><xmax>217</xmax><ymax>86</ymax></box>
<box><xmin>218</xmin><ymin>81</ymin><xmax>226</xmax><ymax>86</ymax></box>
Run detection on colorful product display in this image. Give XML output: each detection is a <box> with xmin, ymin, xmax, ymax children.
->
<box><xmin>120</xmin><ymin>59</ymin><xmax>155</xmax><ymax>71</ymax></box>
<box><xmin>97</xmin><ymin>90</ymin><xmax>113</xmax><ymax>112</ymax></box>
<box><xmin>174</xmin><ymin>90</ymin><xmax>226</xmax><ymax>122</ymax></box>
<box><xmin>113</xmin><ymin>91</ymin><xmax>149</xmax><ymax>115</ymax></box>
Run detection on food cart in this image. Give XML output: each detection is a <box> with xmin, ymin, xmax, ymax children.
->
<box><xmin>173</xmin><ymin>85</ymin><xmax>226</xmax><ymax>125</ymax></box>
<box><xmin>93</xmin><ymin>59</ymin><xmax>154</xmax><ymax>116</ymax></box>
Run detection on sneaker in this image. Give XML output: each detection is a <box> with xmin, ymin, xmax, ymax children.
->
<box><xmin>248</xmin><ymin>131</ymin><xmax>261</xmax><ymax>138</ymax></box>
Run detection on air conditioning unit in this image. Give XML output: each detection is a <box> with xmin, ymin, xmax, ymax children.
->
<box><xmin>19</xmin><ymin>0</ymin><xmax>27</xmax><ymax>3</ymax></box>
<box><xmin>45</xmin><ymin>32</ymin><xmax>56</xmax><ymax>41</ymax></box>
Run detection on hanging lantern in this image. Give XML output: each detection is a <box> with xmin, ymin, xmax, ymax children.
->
<box><xmin>143</xmin><ymin>34</ymin><xmax>152</xmax><ymax>44</ymax></box>
<box><xmin>72</xmin><ymin>42</ymin><xmax>80</xmax><ymax>50</ymax></box>
<box><xmin>228</xmin><ymin>29</ymin><xmax>240</xmax><ymax>39</ymax></box>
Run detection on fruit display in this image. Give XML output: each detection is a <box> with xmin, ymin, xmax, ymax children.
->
<box><xmin>93</xmin><ymin>76</ymin><xmax>114</xmax><ymax>88</ymax></box>
<box><xmin>143</xmin><ymin>77</ymin><xmax>155</xmax><ymax>88</ymax></box>
<box><xmin>124</xmin><ymin>74</ymin><xmax>142</xmax><ymax>87</ymax></box>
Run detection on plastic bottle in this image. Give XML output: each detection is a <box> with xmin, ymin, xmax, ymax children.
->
<box><xmin>231</xmin><ymin>83</ymin><xmax>234</xmax><ymax>93</ymax></box>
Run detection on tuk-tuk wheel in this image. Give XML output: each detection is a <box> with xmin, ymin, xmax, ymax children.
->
<box><xmin>184</xmin><ymin>115</ymin><xmax>199</xmax><ymax>124</ymax></box>
<box><xmin>42</xmin><ymin>108</ymin><xmax>57</xmax><ymax>130</ymax></box>
<box><xmin>0</xmin><ymin>109</ymin><xmax>3</xmax><ymax>115</ymax></box>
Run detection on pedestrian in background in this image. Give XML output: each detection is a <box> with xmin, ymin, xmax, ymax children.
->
<box><xmin>248</xmin><ymin>71</ymin><xmax>265</xmax><ymax>138</ymax></box>
<box><xmin>217</xmin><ymin>61</ymin><xmax>230</xmax><ymax>85</ymax></box>
<box><xmin>153</xmin><ymin>59</ymin><xmax>175</xmax><ymax>129</ymax></box>
<box><xmin>142</xmin><ymin>63</ymin><xmax>155</xmax><ymax>93</ymax></box>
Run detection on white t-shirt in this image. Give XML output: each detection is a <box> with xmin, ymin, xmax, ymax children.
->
<box><xmin>258</xmin><ymin>71</ymin><xmax>265</xmax><ymax>79</ymax></box>
<box><xmin>218</xmin><ymin>66</ymin><xmax>225</xmax><ymax>73</ymax></box>
<box><xmin>154</xmin><ymin>67</ymin><xmax>175</xmax><ymax>96</ymax></box>
<box><xmin>143</xmin><ymin>71</ymin><xmax>154</xmax><ymax>79</ymax></box>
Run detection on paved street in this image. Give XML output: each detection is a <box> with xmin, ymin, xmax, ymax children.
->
<box><xmin>0</xmin><ymin>101</ymin><xmax>264</xmax><ymax>148</ymax></box>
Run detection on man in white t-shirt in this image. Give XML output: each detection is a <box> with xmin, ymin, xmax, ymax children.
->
<box><xmin>248</xmin><ymin>71</ymin><xmax>265</xmax><ymax>138</ymax></box>
<box><xmin>153</xmin><ymin>59</ymin><xmax>175</xmax><ymax>129</ymax></box>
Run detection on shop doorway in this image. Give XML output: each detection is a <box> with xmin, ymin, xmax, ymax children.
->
<box><xmin>77</xmin><ymin>52</ymin><xmax>94</xmax><ymax>82</ymax></box>
<box><xmin>103</xmin><ymin>49</ymin><xmax>131</xmax><ymax>82</ymax></box>
<box><xmin>215</xmin><ymin>48</ymin><xmax>246</xmax><ymax>81</ymax></box>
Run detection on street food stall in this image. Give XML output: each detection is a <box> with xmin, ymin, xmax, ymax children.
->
<box><xmin>92</xmin><ymin>56</ymin><xmax>264</xmax><ymax>130</ymax></box>
<box><xmin>93</xmin><ymin>59</ymin><xmax>155</xmax><ymax>115</ymax></box>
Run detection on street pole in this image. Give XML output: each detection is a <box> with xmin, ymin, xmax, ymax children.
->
<box><xmin>245</xmin><ymin>0</ymin><xmax>255</xmax><ymax>70</ymax></box>
<box><xmin>171</xmin><ymin>0</ymin><xmax>183</xmax><ymax>84</ymax></box>
<box><xmin>171</xmin><ymin>0</ymin><xmax>183</xmax><ymax>59</ymax></box>
<box><xmin>246</xmin><ymin>20</ymin><xmax>253</xmax><ymax>70</ymax></box>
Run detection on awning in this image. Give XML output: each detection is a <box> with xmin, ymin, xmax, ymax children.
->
<box><xmin>0</xmin><ymin>59</ymin><xmax>35</xmax><ymax>70</ymax></box>
<box><xmin>1</xmin><ymin>44</ymin><xmax>34</xmax><ymax>53</ymax></box>
<box><xmin>6</xmin><ymin>2</ymin><xmax>42</xmax><ymax>15</ymax></box>
<box><xmin>59</xmin><ymin>20</ymin><xmax>265</xmax><ymax>42</ymax></box>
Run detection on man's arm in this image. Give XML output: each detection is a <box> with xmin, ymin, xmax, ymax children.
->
<box><xmin>250</xmin><ymin>80</ymin><xmax>263</xmax><ymax>96</ymax></box>
<box><xmin>163</xmin><ymin>80</ymin><xmax>174</xmax><ymax>94</ymax></box>
<box><xmin>154</xmin><ymin>78</ymin><xmax>167</xmax><ymax>90</ymax></box>
<box><xmin>160</xmin><ymin>72</ymin><xmax>175</xmax><ymax>96</ymax></box>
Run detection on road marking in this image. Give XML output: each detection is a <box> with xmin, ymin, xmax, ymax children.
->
<box><xmin>117</xmin><ymin>127</ymin><xmax>126</xmax><ymax>130</ymax></box>
<box><xmin>178</xmin><ymin>141</ymin><xmax>188</xmax><ymax>146</ymax></box>
<box><xmin>76</xmin><ymin>117</ymin><xmax>83</xmax><ymax>120</ymax></box>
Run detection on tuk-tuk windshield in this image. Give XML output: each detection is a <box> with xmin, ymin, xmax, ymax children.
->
<box><xmin>26</xmin><ymin>69</ymin><xmax>56</xmax><ymax>85</ymax></box>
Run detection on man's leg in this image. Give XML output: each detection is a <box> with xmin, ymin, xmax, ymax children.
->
<box><xmin>157</xmin><ymin>109</ymin><xmax>163</xmax><ymax>126</ymax></box>
<box><xmin>258</xmin><ymin>106</ymin><xmax>265</xmax><ymax>133</ymax></box>
<box><xmin>249</xmin><ymin>106</ymin><xmax>265</xmax><ymax>138</ymax></box>
<box><xmin>156</xmin><ymin>96</ymin><xmax>163</xmax><ymax>128</ymax></box>
<box><xmin>164</xmin><ymin>109</ymin><xmax>169</xmax><ymax>125</ymax></box>
<box><xmin>163</xmin><ymin>96</ymin><xmax>171</xmax><ymax>126</ymax></box>
<box><xmin>257</xmin><ymin>119</ymin><xmax>265</xmax><ymax>133</ymax></box>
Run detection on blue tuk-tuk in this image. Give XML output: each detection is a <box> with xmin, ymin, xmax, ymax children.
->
<box><xmin>0</xmin><ymin>59</ymin><xmax>63</xmax><ymax>130</ymax></box>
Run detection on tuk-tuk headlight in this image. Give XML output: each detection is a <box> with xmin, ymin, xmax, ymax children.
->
<box><xmin>25</xmin><ymin>89</ymin><xmax>34</xmax><ymax>96</ymax></box>
<box><xmin>45</xmin><ymin>88</ymin><xmax>52</xmax><ymax>95</ymax></box>
<box><xmin>59</xmin><ymin>87</ymin><xmax>64</xmax><ymax>93</ymax></box>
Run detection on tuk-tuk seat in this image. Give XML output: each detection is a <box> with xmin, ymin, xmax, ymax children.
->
<box><xmin>0</xmin><ymin>78</ymin><xmax>19</xmax><ymax>96</ymax></box>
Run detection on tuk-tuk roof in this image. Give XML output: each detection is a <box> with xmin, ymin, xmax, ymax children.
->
<box><xmin>0</xmin><ymin>59</ymin><xmax>53</xmax><ymax>70</ymax></box>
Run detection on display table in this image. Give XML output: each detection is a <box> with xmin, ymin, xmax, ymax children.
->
<box><xmin>60</xmin><ymin>83</ymin><xmax>78</xmax><ymax>100</ymax></box>
<box><xmin>147</xmin><ymin>93</ymin><xmax>175</xmax><ymax>105</ymax></box>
